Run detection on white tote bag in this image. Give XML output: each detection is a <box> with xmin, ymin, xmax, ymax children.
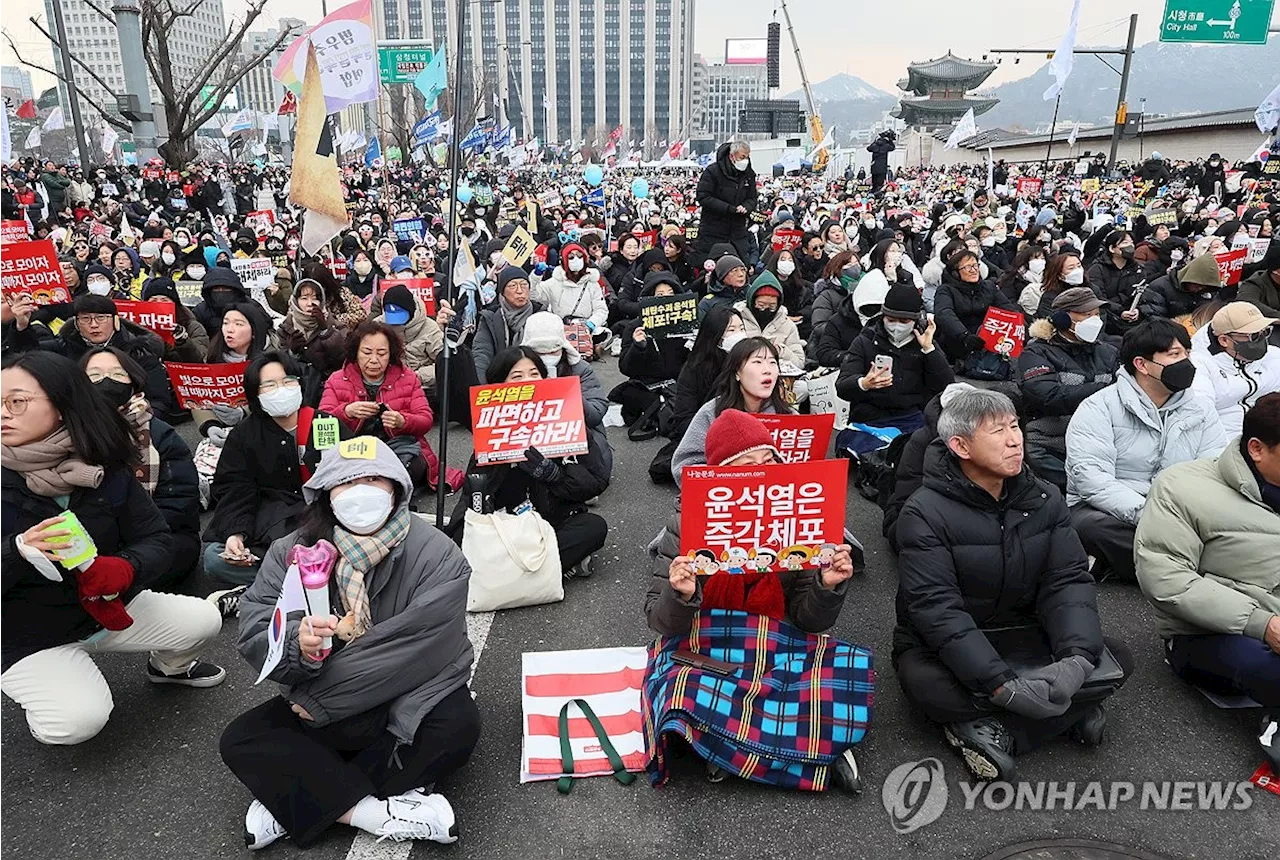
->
<box><xmin>463</xmin><ymin>508</ymin><xmax>564</xmax><ymax>612</ymax></box>
<box><xmin>806</xmin><ymin>368</ymin><xmax>851</xmax><ymax>430</ymax></box>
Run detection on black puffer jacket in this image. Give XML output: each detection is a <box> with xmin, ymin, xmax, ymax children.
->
<box><xmin>813</xmin><ymin>292</ymin><xmax>864</xmax><ymax>369</ymax></box>
<box><xmin>835</xmin><ymin>319</ymin><xmax>954</xmax><ymax>424</ymax></box>
<box><xmin>695</xmin><ymin>142</ymin><xmax>758</xmax><ymax>243</ymax></box>
<box><xmin>1137</xmin><ymin>273</ymin><xmax>1217</xmax><ymax>321</ymax></box>
<box><xmin>883</xmin><ymin>392</ymin><xmax>944</xmax><ymax>552</ymax></box>
<box><xmin>934</xmin><ymin>272</ymin><xmax>1018</xmax><ymax>361</ymax></box>
<box><xmin>1085</xmin><ymin>256</ymin><xmax>1145</xmax><ymax>314</ymax></box>
<box><xmin>150</xmin><ymin>416</ymin><xmax>201</xmax><ymax>539</ymax></box>
<box><xmin>892</xmin><ymin>441</ymin><xmax>1103</xmax><ymax>694</ymax></box>
<box><xmin>619</xmin><ymin>273</ymin><xmax>689</xmax><ymax>384</ymax></box>
<box><xmin>2</xmin><ymin>467</ymin><xmax>172</xmax><ymax>670</ymax></box>
<box><xmin>1018</xmin><ymin>320</ymin><xmax>1118</xmax><ymax>425</ymax></box>
<box><xmin>668</xmin><ymin>354</ymin><xmax>724</xmax><ymax>442</ymax></box>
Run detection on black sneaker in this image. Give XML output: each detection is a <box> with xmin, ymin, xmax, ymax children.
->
<box><xmin>147</xmin><ymin>659</ymin><xmax>227</xmax><ymax>688</ymax></box>
<box><xmin>1069</xmin><ymin>704</ymin><xmax>1107</xmax><ymax>747</ymax></box>
<box><xmin>1260</xmin><ymin>715</ymin><xmax>1280</xmax><ymax>772</ymax></box>
<box><xmin>565</xmin><ymin>555</ymin><xmax>596</xmax><ymax>579</ymax></box>
<box><xmin>206</xmin><ymin>584</ymin><xmax>248</xmax><ymax>619</ymax></box>
<box><xmin>944</xmin><ymin>718</ymin><xmax>1017</xmax><ymax>781</ymax></box>
<box><xmin>704</xmin><ymin>761</ymin><xmax>729</xmax><ymax>784</ymax></box>
<box><xmin>831</xmin><ymin>748</ymin><xmax>863</xmax><ymax>795</ymax></box>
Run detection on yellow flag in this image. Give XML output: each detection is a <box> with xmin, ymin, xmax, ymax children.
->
<box><xmin>290</xmin><ymin>42</ymin><xmax>348</xmax><ymax>253</ymax></box>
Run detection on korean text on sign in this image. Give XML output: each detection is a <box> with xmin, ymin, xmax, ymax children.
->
<box><xmin>771</xmin><ymin>228</ymin><xmax>804</xmax><ymax>252</ymax></box>
<box><xmin>755</xmin><ymin>413</ymin><xmax>835</xmax><ymax>464</ymax></box>
<box><xmin>679</xmin><ymin>459</ymin><xmax>848</xmax><ymax>571</ymax></box>
<box><xmin>501</xmin><ymin>226</ymin><xmax>536</xmax><ymax>267</ymax></box>
<box><xmin>0</xmin><ymin>239</ymin><xmax>70</xmax><ymax>305</ymax></box>
<box><xmin>1213</xmin><ymin>248</ymin><xmax>1247</xmax><ymax>286</ymax></box>
<box><xmin>978</xmin><ymin>307</ymin><xmax>1026</xmax><ymax>358</ymax></box>
<box><xmin>114</xmin><ymin>300</ymin><xmax>176</xmax><ymax>345</ymax></box>
<box><xmin>470</xmin><ymin>376</ymin><xmax>589</xmax><ymax>466</ymax></box>
<box><xmin>1015</xmin><ymin>177</ymin><xmax>1042</xmax><ymax>198</ymax></box>
<box><xmin>165</xmin><ymin>361</ymin><xmax>249</xmax><ymax>410</ymax></box>
<box><xmin>639</xmin><ymin>293</ymin><xmax>698</xmax><ymax>339</ymax></box>
<box><xmin>0</xmin><ymin>220</ymin><xmax>30</xmax><ymax>244</ymax></box>
<box><xmin>381</xmin><ymin>276</ymin><xmax>436</xmax><ymax>316</ymax></box>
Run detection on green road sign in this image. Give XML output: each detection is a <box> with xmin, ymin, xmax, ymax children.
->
<box><xmin>1159</xmin><ymin>0</ymin><xmax>1275</xmax><ymax>44</ymax></box>
<box><xmin>378</xmin><ymin>47</ymin><xmax>433</xmax><ymax>84</ymax></box>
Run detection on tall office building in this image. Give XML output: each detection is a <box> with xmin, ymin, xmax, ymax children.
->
<box><xmin>371</xmin><ymin>0</ymin><xmax>696</xmax><ymax>148</ymax></box>
<box><xmin>702</xmin><ymin>60</ymin><xmax>767</xmax><ymax>140</ymax></box>
<box><xmin>2</xmin><ymin>67</ymin><xmax>34</xmax><ymax>105</ymax></box>
<box><xmin>237</xmin><ymin>19</ymin><xmax>308</xmax><ymax>116</ymax></box>
<box><xmin>689</xmin><ymin>54</ymin><xmax>709</xmax><ymax>135</ymax></box>
<box><xmin>43</xmin><ymin>0</ymin><xmax>228</xmax><ymax>123</ymax></box>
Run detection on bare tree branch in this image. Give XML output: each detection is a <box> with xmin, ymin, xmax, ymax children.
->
<box><xmin>80</xmin><ymin>0</ymin><xmax>116</xmax><ymax>23</ymax></box>
<box><xmin>2</xmin><ymin>30</ymin><xmax>131</xmax><ymax>132</ymax></box>
<box><xmin>23</xmin><ymin>17</ymin><xmax>129</xmax><ymax>113</ymax></box>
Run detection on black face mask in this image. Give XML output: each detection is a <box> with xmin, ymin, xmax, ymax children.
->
<box><xmin>1151</xmin><ymin>357</ymin><xmax>1196</xmax><ymax>392</ymax></box>
<box><xmin>1119</xmin><ymin>246</ymin><xmax>1135</xmax><ymax>260</ymax></box>
<box><xmin>1233</xmin><ymin>337</ymin><xmax>1269</xmax><ymax>363</ymax></box>
<box><xmin>751</xmin><ymin>306</ymin><xmax>778</xmax><ymax>328</ymax></box>
<box><xmin>94</xmin><ymin>379</ymin><xmax>135</xmax><ymax>409</ymax></box>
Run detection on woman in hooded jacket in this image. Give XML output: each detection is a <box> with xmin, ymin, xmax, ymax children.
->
<box><xmin>613</xmin><ymin>245</ymin><xmax>670</xmax><ymax>325</ymax></box>
<box><xmin>662</xmin><ymin>234</ymin><xmax>697</xmax><ymax>287</ymax></box>
<box><xmin>300</xmin><ymin>262</ymin><xmax>368</xmax><ymax>332</ymax></box>
<box><xmin>762</xmin><ymin>248</ymin><xmax>813</xmax><ymax>339</ymax></box>
<box><xmin>612</xmin><ymin>272</ymin><xmax>690</xmax><ymax>426</ymax></box>
<box><xmin>734</xmin><ymin>271</ymin><xmax>806</xmax><ymax>369</ymax></box>
<box><xmin>812</xmin><ymin>269</ymin><xmax>892</xmax><ymax>369</ymax></box>
<box><xmin>373</xmin><ymin>238</ymin><xmax>399</xmax><ymax>278</ymax></box>
<box><xmin>198</xmin><ymin>303</ymin><xmax>270</xmax><ymax>443</ymax></box>
<box><xmin>344</xmin><ymin>249</ymin><xmax>379</xmax><ymax>300</ymax></box>
<box><xmin>111</xmin><ymin>247</ymin><xmax>144</xmax><ymax>299</ymax></box>
<box><xmin>531</xmin><ymin>241</ymin><xmax>609</xmax><ymax>336</ymax></box>
<box><xmin>868</xmin><ymin>238</ymin><xmax>916</xmax><ymax>291</ymax></box>
<box><xmin>278</xmin><ymin>278</ymin><xmax>350</xmax><ymax>389</ymax></box>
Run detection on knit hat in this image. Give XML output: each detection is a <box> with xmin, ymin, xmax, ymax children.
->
<box><xmin>715</xmin><ymin>254</ymin><xmax>746</xmax><ymax>282</ymax></box>
<box><xmin>142</xmin><ymin>277</ymin><xmax>180</xmax><ymax>303</ymax></box>
<box><xmin>303</xmin><ymin>437</ymin><xmax>412</xmax><ymax>506</ymax></box>
<box><xmin>497</xmin><ymin>265</ymin><xmax>530</xmax><ymax>295</ymax></box>
<box><xmin>1176</xmin><ymin>253</ymin><xmax>1223</xmax><ymax>288</ymax></box>
<box><xmin>1051</xmin><ymin>287</ymin><xmax>1106</xmax><ymax>313</ymax></box>
<box><xmin>83</xmin><ymin>263</ymin><xmax>113</xmax><ymax>281</ymax></box>
<box><xmin>746</xmin><ymin>270</ymin><xmax>783</xmax><ymax>305</ymax></box>
<box><xmin>139</xmin><ymin>240</ymin><xmax>160</xmax><ymax>258</ymax></box>
<box><xmin>381</xmin><ymin>284</ymin><xmax>416</xmax><ymax>326</ymax></box>
<box><xmin>705</xmin><ymin>409</ymin><xmax>781</xmax><ymax>467</ymax></box>
<box><xmin>882</xmin><ymin>282</ymin><xmax>924</xmax><ymax>316</ymax></box>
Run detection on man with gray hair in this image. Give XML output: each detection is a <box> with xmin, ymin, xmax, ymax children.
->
<box><xmin>694</xmin><ymin>140</ymin><xmax>758</xmax><ymax>266</ymax></box>
<box><xmin>892</xmin><ymin>388</ymin><xmax>1132</xmax><ymax>781</ymax></box>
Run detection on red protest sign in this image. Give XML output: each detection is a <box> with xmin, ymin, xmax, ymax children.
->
<box><xmin>770</xmin><ymin>228</ymin><xmax>804</xmax><ymax>252</ymax></box>
<box><xmin>0</xmin><ymin>239</ymin><xmax>71</xmax><ymax>304</ymax></box>
<box><xmin>382</xmin><ymin>276</ymin><xmax>436</xmax><ymax>316</ymax></box>
<box><xmin>1213</xmin><ymin>248</ymin><xmax>1248</xmax><ymax>287</ymax></box>
<box><xmin>470</xmin><ymin>376</ymin><xmax>589</xmax><ymax>466</ymax></box>
<box><xmin>1015</xmin><ymin>177</ymin><xmax>1043</xmax><ymax>198</ymax></box>
<box><xmin>1</xmin><ymin>220</ymin><xmax>30</xmax><ymax>243</ymax></box>
<box><xmin>142</xmin><ymin>167</ymin><xmax>161</xmax><ymax>180</ymax></box>
<box><xmin>636</xmin><ymin>230</ymin><xmax>658</xmax><ymax>251</ymax></box>
<box><xmin>679</xmin><ymin>459</ymin><xmax>848</xmax><ymax>573</ymax></box>
<box><xmin>164</xmin><ymin>361</ymin><xmax>248</xmax><ymax>410</ymax></box>
<box><xmin>978</xmin><ymin>307</ymin><xmax>1026</xmax><ymax>358</ymax></box>
<box><xmin>246</xmin><ymin>210</ymin><xmax>276</xmax><ymax>235</ymax></box>
<box><xmin>755</xmin><ymin>413</ymin><xmax>835</xmax><ymax>463</ymax></box>
<box><xmin>166</xmin><ymin>171</ymin><xmax>180</xmax><ymax>184</ymax></box>
<box><xmin>328</xmin><ymin>256</ymin><xmax>348</xmax><ymax>279</ymax></box>
<box><xmin>114</xmin><ymin>300</ymin><xmax>176</xmax><ymax>345</ymax></box>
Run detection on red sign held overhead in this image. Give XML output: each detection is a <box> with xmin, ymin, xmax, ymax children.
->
<box><xmin>0</xmin><ymin>239</ymin><xmax>70</xmax><ymax>304</ymax></box>
<box><xmin>381</xmin><ymin>276</ymin><xmax>436</xmax><ymax>316</ymax></box>
<box><xmin>755</xmin><ymin>413</ymin><xmax>835</xmax><ymax>463</ymax></box>
<box><xmin>470</xmin><ymin>376</ymin><xmax>589</xmax><ymax>466</ymax></box>
<box><xmin>636</xmin><ymin>230</ymin><xmax>659</xmax><ymax>252</ymax></box>
<box><xmin>1213</xmin><ymin>248</ymin><xmax>1248</xmax><ymax>287</ymax></box>
<box><xmin>770</xmin><ymin>228</ymin><xmax>804</xmax><ymax>252</ymax></box>
<box><xmin>164</xmin><ymin>361</ymin><xmax>249</xmax><ymax>410</ymax></box>
<box><xmin>114</xmin><ymin>300</ymin><xmax>176</xmax><ymax>345</ymax></box>
<box><xmin>978</xmin><ymin>307</ymin><xmax>1027</xmax><ymax>358</ymax></box>
<box><xmin>1015</xmin><ymin>177</ymin><xmax>1043</xmax><ymax>199</ymax></box>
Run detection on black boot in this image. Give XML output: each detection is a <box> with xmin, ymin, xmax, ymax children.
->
<box><xmin>944</xmin><ymin>718</ymin><xmax>1017</xmax><ymax>781</ymax></box>
<box><xmin>1069</xmin><ymin>704</ymin><xmax>1107</xmax><ymax>747</ymax></box>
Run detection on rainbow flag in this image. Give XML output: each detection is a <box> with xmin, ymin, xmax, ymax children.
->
<box><xmin>272</xmin><ymin>0</ymin><xmax>377</xmax><ymax>114</ymax></box>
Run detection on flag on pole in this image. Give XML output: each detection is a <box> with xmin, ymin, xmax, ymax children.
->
<box><xmin>944</xmin><ymin>109</ymin><xmax>977</xmax><ymax>150</ymax></box>
<box><xmin>1256</xmin><ymin>80</ymin><xmax>1280</xmax><ymax>135</ymax></box>
<box><xmin>1043</xmin><ymin>0</ymin><xmax>1082</xmax><ymax>101</ymax></box>
<box><xmin>807</xmin><ymin>126</ymin><xmax>834</xmax><ymax>160</ymax></box>
<box><xmin>364</xmin><ymin>135</ymin><xmax>383</xmax><ymax>168</ymax></box>
<box><xmin>1250</xmin><ymin>138</ymin><xmax>1272</xmax><ymax>164</ymax></box>
<box><xmin>101</xmin><ymin>125</ymin><xmax>119</xmax><ymax>158</ymax></box>
<box><xmin>289</xmin><ymin>42</ymin><xmax>349</xmax><ymax>254</ymax></box>
<box><xmin>278</xmin><ymin>90</ymin><xmax>297</xmax><ymax>115</ymax></box>
<box><xmin>15</xmin><ymin>100</ymin><xmax>37</xmax><ymax>120</ymax></box>
<box><xmin>24</xmin><ymin>126</ymin><xmax>40</xmax><ymax>150</ymax></box>
<box><xmin>412</xmin><ymin>43</ymin><xmax>448</xmax><ymax>107</ymax></box>
<box><xmin>0</xmin><ymin>106</ymin><xmax>9</xmax><ymax>162</ymax></box>
<box><xmin>542</xmin><ymin>93</ymin><xmax>551</xmax><ymax>112</ymax></box>
<box><xmin>43</xmin><ymin>107</ymin><xmax>65</xmax><ymax>131</ymax></box>
<box><xmin>221</xmin><ymin>108</ymin><xmax>256</xmax><ymax>138</ymax></box>
<box><xmin>986</xmin><ymin>147</ymin><xmax>994</xmax><ymax>191</ymax></box>
<box><xmin>1067</xmin><ymin>121</ymin><xmax>1080</xmax><ymax>147</ymax></box>
<box><xmin>273</xmin><ymin>0</ymin><xmax>378</xmax><ymax>113</ymax></box>
<box><xmin>459</xmin><ymin>123</ymin><xmax>488</xmax><ymax>153</ymax></box>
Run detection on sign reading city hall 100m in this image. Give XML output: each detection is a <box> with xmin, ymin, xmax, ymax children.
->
<box><xmin>1159</xmin><ymin>0</ymin><xmax>1274</xmax><ymax>44</ymax></box>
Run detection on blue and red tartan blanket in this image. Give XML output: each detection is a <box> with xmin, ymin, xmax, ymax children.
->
<box><xmin>643</xmin><ymin>609</ymin><xmax>874</xmax><ymax>791</ymax></box>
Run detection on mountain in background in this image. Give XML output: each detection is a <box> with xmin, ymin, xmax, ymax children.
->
<box><xmin>783</xmin><ymin>73</ymin><xmax>898</xmax><ymax>137</ymax></box>
<box><xmin>978</xmin><ymin>39</ymin><xmax>1279</xmax><ymax>131</ymax></box>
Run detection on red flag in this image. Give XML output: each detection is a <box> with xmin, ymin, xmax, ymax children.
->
<box><xmin>277</xmin><ymin>90</ymin><xmax>297</xmax><ymax>115</ymax></box>
<box><xmin>15</xmin><ymin>100</ymin><xmax>36</xmax><ymax>120</ymax></box>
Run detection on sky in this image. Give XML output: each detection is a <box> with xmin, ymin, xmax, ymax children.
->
<box><xmin>0</xmin><ymin>0</ymin><xmax>1208</xmax><ymax>98</ymax></box>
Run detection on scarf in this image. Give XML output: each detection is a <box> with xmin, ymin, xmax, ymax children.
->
<box><xmin>499</xmin><ymin>297</ymin><xmax>534</xmax><ymax>345</ymax></box>
<box><xmin>122</xmin><ymin>394</ymin><xmax>160</xmax><ymax>494</ymax></box>
<box><xmin>331</xmin><ymin>506</ymin><xmax>412</xmax><ymax>640</ymax></box>
<box><xmin>288</xmin><ymin>293</ymin><xmax>323</xmax><ymax>338</ymax></box>
<box><xmin>1</xmin><ymin>427</ymin><xmax>104</xmax><ymax>497</ymax></box>
<box><xmin>701</xmin><ymin>570</ymin><xmax>786</xmax><ymax>622</ymax></box>
<box><xmin>825</xmin><ymin>240</ymin><xmax>850</xmax><ymax>258</ymax></box>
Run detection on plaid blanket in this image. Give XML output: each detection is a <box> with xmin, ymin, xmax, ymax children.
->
<box><xmin>643</xmin><ymin>609</ymin><xmax>874</xmax><ymax>791</ymax></box>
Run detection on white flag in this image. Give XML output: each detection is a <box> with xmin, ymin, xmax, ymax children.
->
<box><xmin>1044</xmin><ymin>0</ymin><xmax>1082</xmax><ymax>101</ymax></box>
<box><xmin>807</xmin><ymin>127</ymin><xmax>834</xmax><ymax>160</ymax></box>
<box><xmin>25</xmin><ymin>126</ymin><xmax>41</xmax><ymax>150</ymax></box>
<box><xmin>43</xmin><ymin>107</ymin><xmax>65</xmax><ymax>131</ymax></box>
<box><xmin>101</xmin><ymin>125</ymin><xmax>119</xmax><ymax>158</ymax></box>
<box><xmin>1256</xmin><ymin>80</ymin><xmax>1280</xmax><ymax>134</ymax></box>
<box><xmin>986</xmin><ymin>147</ymin><xmax>994</xmax><ymax>191</ymax></box>
<box><xmin>944</xmin><ymin>109</ymin><xmax>977</xmax><ymax>150</ymax></box>
<box><xmin>0</xmin><ymin>104</ymin><xmax>9</xmax><ymax>162</ymax></box>
<box><xmin>1067</xmin><ymin>122</ymin><xmax>1080</xmax><ymax>146</ymax></box>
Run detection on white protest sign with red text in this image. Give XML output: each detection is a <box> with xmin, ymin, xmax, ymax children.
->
<box><xmin>0</xmin><ymin>239</ymin><xmax>70</xmax><ymax>304</ymax></box>
<box><xmin>165</xmin><ymin>362</ymin><xmax>249</xmax><ymax>410</ymax></box>
<box><xmin>1015</xmin><ymin>177</ymin><xmax>1043</xmax><ymax>198</ymax></box>
<box><xmin>978</xmin><ymin>307</ymin><xmax>1026</xmax><ymax>358</ymax></box>
<box><xmin>114</xmin><ymin>300</ymin><xmax>176</xmax><ymax>345</ymax></box>
<box><xmin>755</xmin><ymin>413</ymin><xmax>835</xmax><ymax>463</ymax></box>
<box><xmin>470</xmin><ymin>376</ymin><xmax>589</xmax><ymax>466</ymax></box>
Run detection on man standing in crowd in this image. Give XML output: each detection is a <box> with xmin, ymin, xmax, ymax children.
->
<box><xmin>695</xmin><ymin>141</ymin><xmax>757</xmax><ymax>266</ymax></box>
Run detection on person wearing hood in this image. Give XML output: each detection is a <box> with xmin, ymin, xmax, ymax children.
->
<box><xmin>894</xmin><ymin>387</ymin><xmax>1130</xmax><ymax>782</ymax></box>
<box><xmin>472</xmin><ymin>266</ymin><xmax>544</xmax><ymax>384</ymax></box>
<box><xmin>694</xmin><ymin>141</ymin><xmax>758</xmax><ymax>265</ymax></box>
<box><xmin>194</xmin><ymin>266</ymin><xmax>270</xmax><ymax>337</ymax></box>
<box><xmin>812</xmin><ymin>267</ymin><xmax>891</xmax><ymax>369</ymax></box>
<box><xmin>448</xmin><ymin>345</ymin><xmax>611</xmax><ymax>579</ymax></box>
<box><xmin>1018</xmin><ymin>289</ymin><xmax>1120</xmax><ymax>491</ymax></box>
<box><xmin>519</xmin><ymin>311</ymin><xmax>609</xmax><ymax>427</ymax></box>
<box><xmin>1237</xmin><ymin>245</ymin><xmax>1280</xmax><ymax>317</ymax></box>
<box><xmin>1135</xmin><ymin>252</ymin><xmax>1221</xmax><ymax>322</ymax></box>
<box><xmin>232</xmin><ymin>227</ymin><xmax>260</xmax><ymax>259</ymax></box>
<box><xmin>603</xmin><ymin>233</ymin><xmax>646</xmax><ymax>324</ymax></box>
<box><xmin>279</xmin><ymin>278</ymin><xmax>351</xmax><ymax>387</ymax></box>
<box><xmin>345</xmin><ymin>248</ymin><xmax>379</xmax><ymax>300</ymax></box>
<box><xmin>734</xmin><ymin>271</ymin><xmax>805</xmax><ymax>369</ymax></box>
<box><xmin>110</xmin><ymin>247</ymin><xmax>143</xmax><ymax>299</ymax></box>
<box><xmin>612</xmin><ymin>272</ymin><xmax>690</xmax><ymax>426</ymax></box>
<box><xmin>142</xmin><ymin>277</ymin><xmax>209</xmax><ymax>362</ymax></box>
<box><xmin>1197</xmin><ymin>153</ymin><xmax>1227</xmax><ymax>199</ymax></box>
<box><xmin>696</xmin><ymin>254</ymin><xmax>749</xmax><ymax>322</ymax></box>
<box><xmin>221</xmin><ymin>437</ymin><xmax>478</xmax><ymax>850</ymax></box>
<box><xmin>300</xmin><ymin>263</ymin><xmax>368</xmax><ymax>331</ymax></box>
<box><xmin>1132</xmin><ymin>223</ymin><xmax>1188</xmax><ymax>280</ymax></box>
<box><xmin>667</xmin><ymin>305</ymin><xmax>746</xmax><ymax>449</ymax></box>
<box><xmin>1189</xmin><ymin>303</ymin><xmax>1280</xmax><ymax>438</ymax></box>
<box><xmin>834</xmin><ymin>283</ymin><xmax>952</xmax><ymax>457</ymax></box>
<box><xmin>374</xmin><ymin>284</ymin><xmax>443</xmax><ymax>397</ymax></box>
<box><xmin>612</xmin><ymin>246</ymin><xmax>672</xmax><ymax>325</ymax></box>
<box><xmin>934</xmin><ymin>250</ymin><xmax>1019</xmax><ymax>371</ymax></box>
<box><xmin>373</xmin><ymin>238</ymin><xmax>398</xmax><ymax>278</ymax></box>
<box><xmin>531</xmin><ymin>241</ymin><xmax>609</xmax><ymax>338</ymax></box>
<box><xmin>762</xmin><ymin>247</ymin><xmax>814</xmax><ymax>338</ymax></box>
<box><xmin>153</xmin><ymin>239</ymin><xmax>186</xmax><ymax>280</ymax></box>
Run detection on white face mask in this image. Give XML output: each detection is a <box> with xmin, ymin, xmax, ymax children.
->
<box><xmin>1073</xmin><ymin>315</ymin><xmax>1103</xmax><ymax>343</ymax></box>
<box><xmin>720</xmin><ymin>331</ymin><xmax>747</xmax><ymax>353</ymax></box>
<box><xmin>161</xmin><ymin>251</ymin><xmax>176</xmax><ymax>265</ymax></box>
<box><xmin>258</xmin><ymin>387</ymin><xmax>302</xmax><ymax>418</ymax></box>
<box><xmin>331</xmin><ymin>484</ymin><xmax>394</xmax><ymax>535</ymax></box>
<box><xmin>1063</xmin><ymin>267</ymin><xmax>1085</xmax><ymax>286</ymax></box>
<box><xmin>776</xmin><ymin>259</ymin><xmax>795</xmax><ymax>277</ymax></box>
<box><xmin>732</xmin><ymin>158</ymin><xmax>750</xmax><ymax>172</ymax></box>
<box><xmin>186</xmin><ymin>266</ymin><xmax>206</xmax><ymax>280</ymax></box>
<box><xmin>981</xmin><ymin>237</ymin><xmax>996</xmax><ymax>247</ymax></box>
<box><xmin>87</xmin><ymin>277</ymin><xmax>112</xmax><ymax>295</ymax></box>
<box><xmin>538</xmin><ymin>351</ymin><xmax>562</xmax><ymax>376</ymax></box>
<box><xmin>883</xmin><ymin>319</ymin><xmax>916</xmax><ymax>347</ymax></box>
<box><xmin>1170</xmin><ymin>249</ymin><xmax>1185</xmax><ymax>262</ymax></box>
<box><xmin>1027</xmin><ymin>258</ymin><xmax>1046</xmax><ymax>276</ymax></box>
<box><xmin>567</xmin><ymin>255</ymin><xmax>585</xmax><ymax>273</ymax></box>
<box><xmin>490</xmin><ymin>251</ymin><xmax>504</xmax><ymax>266</ymax></box>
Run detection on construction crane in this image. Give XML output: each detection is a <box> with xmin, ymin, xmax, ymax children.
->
<box><xmin>777</xmin><ymin>0</ymin><xmax>828</xmax><ymax>172</ymax></box>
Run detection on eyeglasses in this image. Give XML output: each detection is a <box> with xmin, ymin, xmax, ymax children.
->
<box><xmin>1229</xmin><ymin>327</ymin><xmax>1273</xmax><ymax>343</ymax></box>
<box><xmin>86</xmin><ymin>369</ymin><xmax>131</xmax><ymax>384</ymax></box>
<box><xmin>1</xmin><ymin>394</ymin><xmax>48</xmax><ymax>416</ymax></box>
<box><xmin>258</xmin><ymin>376</ymin><xmax>301</xmax><ymax>394</ymax></box>
<box><xmin>957</xmin><ymin>263</ymin><xmax>981</xmax><ymax>273</ymax></box>
<box><xmin>77</xmin><ymin>313</ymin><xmax>114</xmax><ymax>326</ymax></box>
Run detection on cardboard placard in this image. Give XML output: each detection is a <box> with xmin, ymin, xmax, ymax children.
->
<box><xmin>381</xmin><ymin>276</ymin><xmax>436</xmax><ymax>316</ymax></box>
<box><xmin>1144</xmin><ymin>207</ymin><xmax>1178</xmax><ymax>227</ymax></box>
<box><xmin>755</xmin><ymin>413</ymin><xmax>835</xmax><ymax>463</ymax></box>
<box><xmin>114</xmin><ymin>299</ymin><xmax>176</xmax><ymax>345</ymax></box>
<box><xmin>231</xmin><ymin>256</ymin><xmax>275</xmax><ymax>292</ymax></box>
<box><xmin>470</xmin><ymin>376</ymin><xmax>589</xmax><ymax>466</ymax></box>
<box><xmin>1246</xmin><ymin>237</ymin><xmax>1270</xmax><ymax>264</ymax></box>
<box><xmin>1015</xmin><ymin>177</ymin><xmax>1042</xmax><ymax>198</ymax></box>
<box><xmin>978</xmin><ymin>307</ymin><xmax>1026</xmax><ymax>358</ymax></box>
<box><xmin>501</xmin><ymin>226</ymin><xmax>536</xmax><ymax>267</ymax></box>
<box><xmin>679</xmin><ymin>459</ymin><xmax>848</xmax><ymax>573</ymax></box>
<box><xmin>1080</xmin><ymin>178</ymin><xmax>1100</xmax><ymax>194</ymax></box>
<box><xmin>639</xmin><ymin>293</ymin><xmax>698</xmax><ymax>338</ymax></box>
<box><xmin>1213</xmin><ymin>248</ymin><xmax>1248</xmax><ymax>287</ymax></box>
<box><xmin>328</xmin><ymin>256</ymin><xmax>348</xmax><ymax>279</ymax></box>
<box><xmin>164</xmin><ymin>361</ymin><xmax>249</xmax><ymax>410</ymax></box>
<box><xmin>770</xmin><ymin>228</ymin><xmax>804</xmax><ymax>252</ymax></box>
<box><xmin>0</xmin><ymin>239</ymin><xmax>70</xmax><ymax>304</ymax></box>
<box><xmin>0</xmin><ymin>220</ymin><xmax>30</xmax><ymax>243</ymax></box>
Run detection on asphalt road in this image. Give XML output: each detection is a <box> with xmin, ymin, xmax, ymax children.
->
<box><xmin>3</xmin><ymin>358</ymin><xmax>1277</xmax><ymax>860</ymax></box>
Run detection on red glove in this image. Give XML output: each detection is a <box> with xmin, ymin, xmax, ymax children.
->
<box><xmin>77</xmin><ymin>556</ymin><xmax>135</xmax><ymax>631</ymax></box>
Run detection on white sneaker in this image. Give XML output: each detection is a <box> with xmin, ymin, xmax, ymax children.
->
<box><xmin>372</xmin><ymin>790</ymin><xmax>459</xmax><ymax>844</ymax></box>
<box><xmin>244</xmin><ymin>799</ymin><xmax>287</xmax><ymax>851</ymax></box>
